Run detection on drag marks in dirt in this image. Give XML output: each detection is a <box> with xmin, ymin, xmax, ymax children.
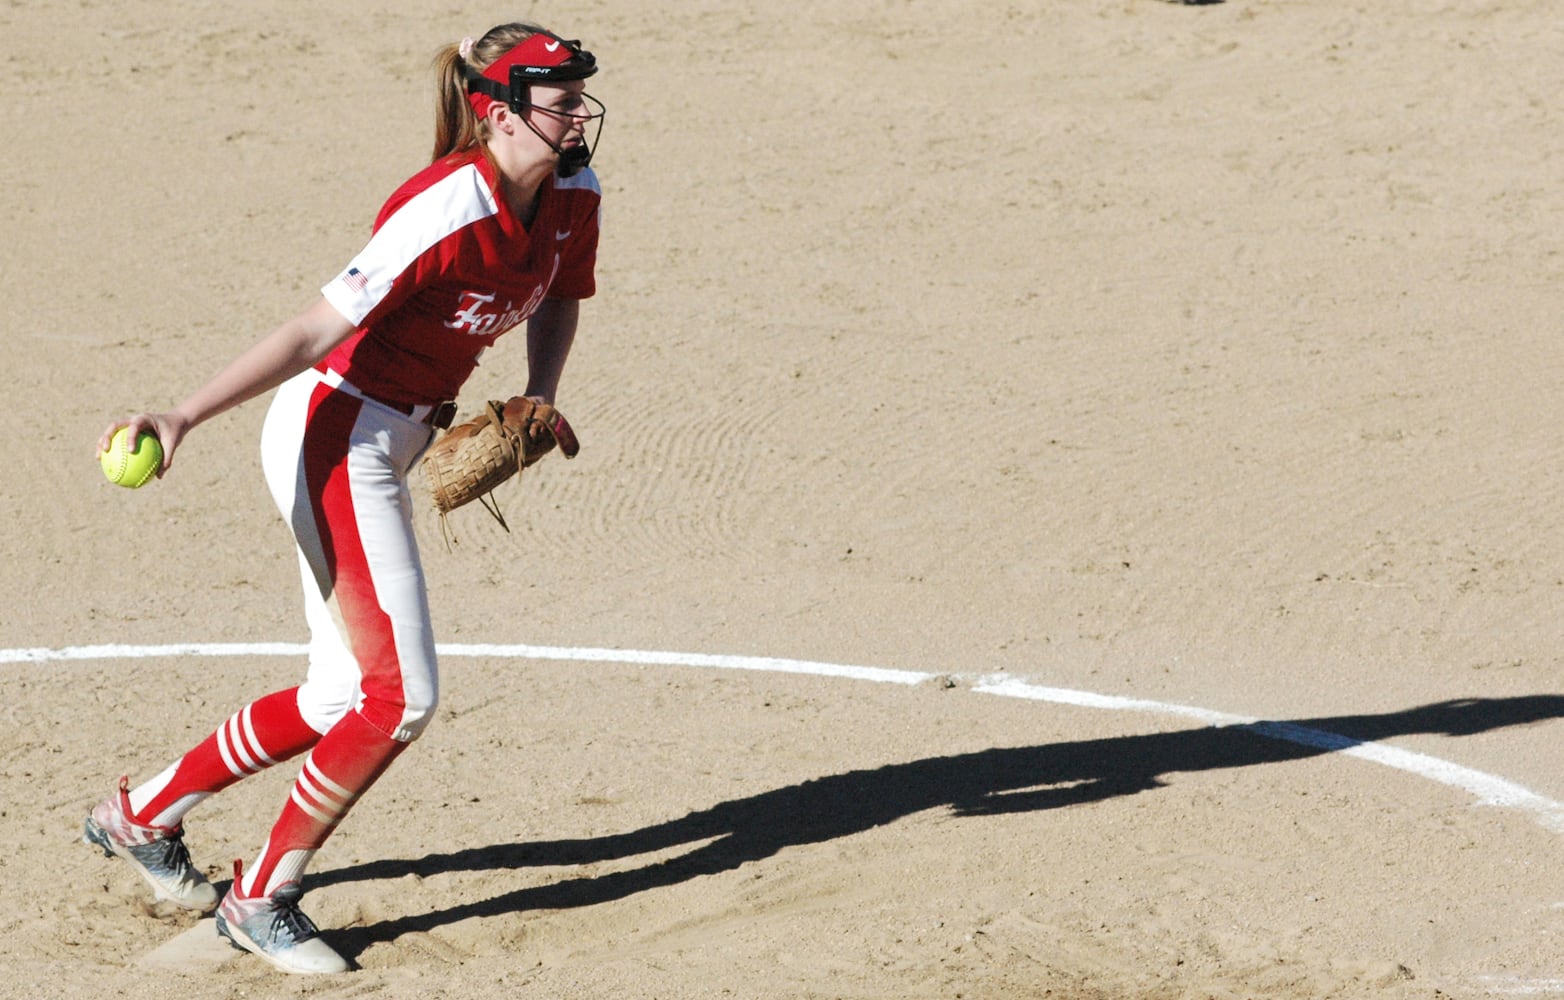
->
<box><xmin>8</xmin><ymin>640</ymin><xmax>1564</xmax><ymax>833</ymax></box>
<box><xmin>568</xmin><ymin>386</ymin><xmax>778</xmax><ymax>562</ymax></box>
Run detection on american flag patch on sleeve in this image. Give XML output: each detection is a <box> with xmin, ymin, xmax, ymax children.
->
<box><xmin>343</xmin><ymin>268</ymin><xmax>369</xmax><ymax>292</ymax></box>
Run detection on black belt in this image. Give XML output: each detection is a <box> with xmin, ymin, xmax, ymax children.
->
<box><xmin>386</xmin><ymin>398</ymin><xmax>459</xmax><ymax>429</ymax></box>
<box><xmin>324</xmin><ymin>370</ymin><xmax>458</xmax><ymax>429</ymax></box>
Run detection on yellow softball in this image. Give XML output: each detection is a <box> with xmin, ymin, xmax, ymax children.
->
<box><xmin>99</xmin><ymin>427</ymin><xmax>163</xmax><ymax>489</ymax></box>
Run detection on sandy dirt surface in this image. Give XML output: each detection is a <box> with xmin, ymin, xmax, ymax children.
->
<box><xmin>4</xmin><ymin>1</ymin><xmax>1564</xmax><ymax>997</ymax></box>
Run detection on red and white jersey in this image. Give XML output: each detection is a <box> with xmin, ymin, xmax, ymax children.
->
<box><xmin>318</xmin><ymin>150</ymin><xmax>600</xmax><ymax>405</ymax></box>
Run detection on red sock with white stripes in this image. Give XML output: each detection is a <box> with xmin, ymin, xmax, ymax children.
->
<box><xmin>237</xmin><ymin>708</ymin><xmax>407</xmax><ymax>899</ymax></box>
<box><xmin>128</xmin><ymin>687</ymin><xmax>321</xmax><ymax>829</ymax></box>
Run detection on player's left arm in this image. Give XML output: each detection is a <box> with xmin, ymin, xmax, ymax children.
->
<box><xmin>523</xmin><ymin>297</ymin><xmax>579</xmax><ymax>405</ymax></box>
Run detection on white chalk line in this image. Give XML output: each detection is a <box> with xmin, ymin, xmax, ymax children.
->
<box><xmin>1475</xmin><ymin>977</ymin><xmax>1564</xmax><ymax>997</ymax></box>
<box><xmin>19</xmin><ymin>641</ymin><xmax>1564</xmax><ymax>993</ymax></box>
<box><xmin>8</xmin><ymin>641</ymin><xmax>1564</xmax><ymax>834</ymax></box>
<box><xmin>979</xmin><ymin>677</ymin><xmax>1564</xmax><ymax>831</ymax></box>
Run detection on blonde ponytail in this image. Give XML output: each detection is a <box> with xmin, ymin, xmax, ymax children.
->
<box><xmin>429</xmin><ymin>23</ymin><xmax>546</xmax><ymax>164</ymax></box>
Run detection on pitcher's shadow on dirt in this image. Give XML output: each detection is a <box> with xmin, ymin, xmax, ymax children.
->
<box><xmin>317</xmin><ymin>694</ymin><xmax>1564</xmax><ymax>959</ymax></box>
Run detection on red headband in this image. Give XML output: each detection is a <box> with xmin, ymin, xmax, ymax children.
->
<box><xmin>466</xmin><ymin>33</ymin><xmax>580</xmax><ymax>116</ymax></box>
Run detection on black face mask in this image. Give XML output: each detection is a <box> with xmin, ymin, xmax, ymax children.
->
<box><xmin>463</xmin><ymin>32</ymin><xmax>607</xmax><ymax>177</ymax></box>
<box><xmin>521</xmin><ymin>90</ymin><xmax>607</xmax><ymax>178</ymax></box>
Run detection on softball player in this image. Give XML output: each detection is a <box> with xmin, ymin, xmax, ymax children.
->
<box><xmin>84</xmin><ymin>22</ymin><xmax>605</xmax><ymax>974</ymax></box>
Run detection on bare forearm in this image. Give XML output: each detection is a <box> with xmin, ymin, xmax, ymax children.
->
<box><xmin>174</xmin><ymin>298</ymin><xmax>354</xmax><ymax>429</ymax></box>
<box><xmin>98</xmin><ymin>297</ymin><xmax>356</xmax><ymax>473</ymax></box>
<box><xmin>524</xmin><ymin>298</ymin><xmax>579</xmax><ymax>403</ymax></box>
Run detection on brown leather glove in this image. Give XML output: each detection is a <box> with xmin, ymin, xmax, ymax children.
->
<box><xmin>422</xmin><ymin>397</ymin><xmax>579</xmax><ymax>534</ymax></box>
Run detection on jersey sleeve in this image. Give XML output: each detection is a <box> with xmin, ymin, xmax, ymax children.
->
<box><xmin>322</xmin><ymin>163</ymin><xmax>500</xmax><ymax>325</ymax></box>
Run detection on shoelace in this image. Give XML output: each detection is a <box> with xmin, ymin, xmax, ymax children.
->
<box><xmin>144</xmin><ymin>832</ymin><xmax>197</xmax><ymax>877</ymax></box>
<box><xmin>267</xmin><ymin>897</ymin><xmax>321</xmax><ymax>944</ymax></box>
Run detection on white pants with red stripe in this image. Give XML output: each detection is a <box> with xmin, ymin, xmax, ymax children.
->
<box><xmin>259</xmin><ymin>369</ymin><xmax>440</xmax><ymax>743</ymax></box>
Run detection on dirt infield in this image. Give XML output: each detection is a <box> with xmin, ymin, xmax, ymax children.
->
<box><xmin>5</xmin><ymin>1</ymin><xmax>1564</xmax><ymax>997</ymax></box>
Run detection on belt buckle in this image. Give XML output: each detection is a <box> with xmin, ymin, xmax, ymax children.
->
<box><xmin>431</xmin><ymin>400</ymin><xmax>458</xmax><ymax>429</ymax></box>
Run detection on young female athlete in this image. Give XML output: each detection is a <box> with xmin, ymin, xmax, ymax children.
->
<box><xmin>83</xmin><ymin>22</ymin><xmax>605</xmax><ymax>975</ymax></box>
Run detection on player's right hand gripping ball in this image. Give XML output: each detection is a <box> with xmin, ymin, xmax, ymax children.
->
<box><xmin>421</xmin><ymin>397</ymin><xmax>579</xmax><ymax>528</ymax></box>
<box><xmin>99</xmin><ymin>427</ymin><xmax>163</xmax><ymax>489</ymax></box>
